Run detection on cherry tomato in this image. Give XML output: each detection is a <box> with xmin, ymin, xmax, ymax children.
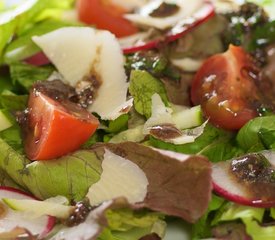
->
<box><xmin>191</xmin><ymin>45</ymin><xmax>261</xmax><ymax>130</ymax></box>
<box><xmin>24</xmin><ymin>90</ymin><xmax>99</xmax><ymax>160</ymax></box>
<box><xmin>77</xmin><ymin>0</ymin><xmax>138</xmax><ymax>38</ymax></box>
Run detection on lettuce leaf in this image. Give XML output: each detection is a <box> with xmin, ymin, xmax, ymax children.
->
<box><xmin>0</xmin><ymin>125</ymin><xmax>23</xmax><ymax>153</ymax></box>
<box><xmin>212</xmin><ymin>202</ymin><xmax>269</xmax><ymax>240</ymax></box>
<box><xmin>0</xmin><ymin>73</ymin><xmax>13</xmax><ymax>93</ymax></box>
<box><xmin>0</xmin><ymin>137</ymin><xmax>102</xmax><ymax>200</ymax></box>
<box><xmin>150</xmin><ymin>123</ymin><xmax>243</xmax><ymax>162</ymax></box>
<box><xmin>237</xmin><ymin>115</ymin><xmax>275</xmax><ymax>152</ymax></box>
<box><xmin>50</xmin><ymin>198</ymin><xmax>164</xmax><ymax>240</ymax></box>
<box><xmin>9</xmin><ymin>62</ymin><xmax>54</xmax><ymax>91</ymax></box>
<box><xmin>213</xmin><ymin>203</ymin><xmax>264</xmax><ymax>224</ymax></box>
<box><xmin>0</xmin><ymin>138</ymin><xmax>212</xmax><ymax>224</ymax></box>
<box><xmin>191</xmin><ymin>195</ymin><xmax>225</xmax><ymax>240</ymax></box>
<box><xmin>95</xmin><ymin>142</ymin><xmax>212</xmax><ymax>223</ymax></box>
<box><xmin>244</xmin><ymin>219</ymin><xmax>275</xmax><ymax>240</ymax></box>
<box><xmin>129</xmin><ymin>70</ymin><xmax>169</xmax><ymax>119</ymax></box>
<box><xmin>0</xmin><ymin>91</ymin><xmax>28</xmax><ymax>110</ymax></box>
<box><xmin>0</xmin><ymin>0</ymin><xmax>74</xmax><ymax>60</ymax></box>
<box><xmin>248</xmin><ymin>0</ymin><xmax>275</xmax><ymax>19</ymax></box>
<box><xmin>212</xmin><ymin>202</ymin><xmax>275</xmax><ymax>240</ymax></box>
<box><xmin>102</xmin><ymin>208</ymin><xmax>165</xmax><ymax>240</ymax></box>
<box><xmin>4</xmin><ymin>19</ymin><xmax>78</xmax><ymax>62</ymax></box>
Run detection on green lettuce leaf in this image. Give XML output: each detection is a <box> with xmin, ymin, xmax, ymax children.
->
<box><xmin>9</xmin><ymin>62</ymin><xmax>54</xmax><ymax>91</ymax></box>
<box><xmin>0</xmin><ymin>125</ymin><xmax>23</xmax><ymax>153</ymax></box>
<box><xmin>0</xmin><ymin>91</ymin><xmax>28</xmax><ymax>110</ymax></box>
<box><xmin>129</xmin><ymin>70</ymin><xmax>168</xmax><ymax>119</ymax></box>
<box><xmin>103</xmin><ymin>114</ymin><xmax>129</xmax><ymax>134</ymax></box>
<box><xmin>213</xmin><ymin>203</ymin><xmax>264</xmax><ymax>224</ymax></box>
<box><xmin>150</xmin><ymin>123</ymin><xmax>243</xmax><ymax>162</ymax></box>
<box><xmin>191</xmin><ymin>195</ymin><xmax>225</xmax><ymax>240</ymax></box>
<box><xmin>50</xmin><ymin>198</ymin><xmax>165</xmax><ymax>240</ymax></box>
<box><xmin>100</xmin><ymin>209</ymin><xmax>165</xmax><ymax>240</ymax></box>
<box><xmin>0</xmin><ymin>0</ymin><xmax>74</xmax><ymax>60</ymax></box>
<box><xmin>0</xmin><ymin>137</ymin><xmax>102</xmax><ymax>200</ymax></box>
<box><xmin>0</xmin><ymin>167</ymin><xmax>23</xmax><ymax>189</ymax></box>
<box><xmin>212</xmin><ymin>202</ymin><xmax>272</xmax><ymax>240</ymax></box>
<box><xmin>4</xmin><ymin>19</ymin><xmax>78</xmax><ymax>62</ymax></box>
<box><xmin>106</xmin><ymin>209</ymin><xmax>164</xmax><ymax>232</ymax></box>
<box><xmin>244</xmin><ymin>218</ymin><xmax>275</xmax><ymax>240</ymax></box>
<box><xmin>0</xmin><ymin>138</ymin><xmax>212</xmax><ymax>223</ymax></box>
<box><xmin>212</xmin><ymin>202</ymin><xmax>275</xmax><ymax>240</ymax></box>
<box><xmin>237</xmin><ymin>115</ymin><xmax>275</xmax><ymax>152</ymax></box>
<box><xmin>0</xmin><ymin>73</ymin><xmax>13</xmax><ymax>93</ymax></box>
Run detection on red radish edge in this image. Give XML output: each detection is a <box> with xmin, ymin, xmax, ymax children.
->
<box><xmin>24</xmin><ymin>1</ymin><xmax>215</xmax><ymax>66</ymax></box>
<box><xmin>213</xmin><ymin>180</ymin><xmax>275</xmax><ymax>208</ymax></box>
<box><xmin>122</xmin><ymin>1</ymin><xmax>215</xmax><ymax>54</ymax></box>
<box><xmin>212</xmin><ymin>151</ymin><xmax>275</xmax><ymax>208</ymax></box>
<box><xmin>0</xmin><ymin>186</ymin><xmax>56</xmax><ymax>238</ymax></box>
<box><xmin>24</xmin><ymin>52</ymin><xmax>50</xmax><ymax>66</ymax></box>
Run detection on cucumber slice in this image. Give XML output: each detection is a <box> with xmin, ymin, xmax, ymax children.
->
<box><xmin>3</xmin><ymin>197</ymin><xmax>74</xmax><ymax>219</ymax></box>
<box><xmin>0</xmin><ymin>109</ymin><xmax>13</xmax><ymax>131</ymax></box>
<box><xmin>172</xmin><ymin>105</ymin><xmax>203</xmax><ymax>130</ymax></box>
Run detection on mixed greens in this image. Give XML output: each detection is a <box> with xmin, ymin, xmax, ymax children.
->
<box><xmin>0</xmin><ymin>0</ymin><xmax>275</xmax><ymax>239</ymax></box>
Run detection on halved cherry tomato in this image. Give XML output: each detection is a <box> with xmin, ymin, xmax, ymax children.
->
<box><xmin>24</xmin><ymin>90</ymin><xmax>99</xmax><ymax>160</ymax></box>
<box><xmin>191</xmin><ymin>45</ymin><xmax>261</xmax><ymax>130</ymax></box>
<box><xmin>77</xmin><ymin>0</ymin><xmax>138</xmax><ymax>38</ymax></box>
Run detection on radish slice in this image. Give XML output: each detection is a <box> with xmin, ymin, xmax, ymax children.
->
<box><xmin>122</xmin><ymin>1</ymin><xmax>215</xmax><ymax>54</ymax></box>
<box><xmin>23</xmin><ymin>52</ymin><xmax>50</xmax><ymax>66</ymax></box>
<box><xmin>0</xmin><ymin>187</ymin><xmax>55</xmax><ymax>238</ymax></box>
<box><xmin>212</xmin><ymin>151</ymin><xmax>275</xmax><ymax>208</ymax></box>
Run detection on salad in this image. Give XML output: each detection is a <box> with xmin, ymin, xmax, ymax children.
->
<box><xmin>0</xmin><ymin>0</ymin><xmax>275</xmax><ymax>239</ymax></box>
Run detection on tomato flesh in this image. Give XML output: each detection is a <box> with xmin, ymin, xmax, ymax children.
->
<box><xmin>77</xmin><ymin>0</ymin><xmax>138</xmax><ymax>38</ymax></box>
<box><xmin>25</xmin><ymin>90</ymin><xmax>99</xmax><ymax>160</ymax></box>
<box><xmin>191</xmin><ymin>45</ymin><xmax>261</xmax><ymax>130</ymax></box>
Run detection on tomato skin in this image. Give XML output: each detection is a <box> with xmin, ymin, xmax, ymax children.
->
<box><xmin>191</xmin><ymin>45</ymin><xmax>261</xmax><ymax>130</ymax></box>
<box><xmin>25</xmin><ymin>91</ymin><xmax>99</xmax><ymax>160</ymax></box>
<box><xmin>77</xmin><ymin>0</ymin><xmax>138</xmax><ymax>38</ymax></box>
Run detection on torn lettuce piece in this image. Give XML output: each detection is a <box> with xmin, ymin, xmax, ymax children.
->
<box><xmin>0</xmin><ymin>0</ymin><xmax>74</xmax><ymax>59</ymax></box>
<box><xmin>150</xmin><ymin>123</ymin><xmax>243</xmax><ymax>163</ymax></box>
<box><xmin>50</xmin><ymin>198</ymin><xmax>165</xmax><ymax>240</ymax></box>
<box><xmin>129</xmin><ymin>70</ymin><xmax>169</xmax><ymax>119</ymax></box>
<box><xmin>0</xmin><ymin>91</ymin><xmax>28</xmax><ymax>111</ymax></box>
<box><xmin>0</xmin><ymin>138</ymin><xmax>211</xmax><ymax>223</ymax></box>
<box><xmin>191</xmin><ymin>194</ymin><xmax>225</xmax><ymax>239</ymax></box>
<box><xmin>105</xmin><ymin>208</ymin><xmax>166</xmax><ymax>239</ymax></box>
<box><xmin>4</xmin><ymin>19</ymin><xmax>75</xmax><ymax>63</ymax></box>
<box><xmin>211</xmin><ymin>202</ymin><xmax>275</xmax><ymax>240</ymax></box>
<box><xmin>0</xmin><ymin>137</ymin><xmax>102</xmax><ymax>200</ymax></box>
<box><xmin>9</xmin><ymin>62</ymin><xmax>54</xmax><ymax>92</ymax></box>
<box><xmin>92</xmin><ymin>142</ymin><xmax>212</xmax><ymax>223</ymax></box>
<box><xmin>237</xmin><ymin>115</ymin><xmax>275</xmax><ymax>152</ymax></box>
<box><xmin>0</xmin><ymin>125</ymin><xmax>23</xmax><ymax>153</ymax></box>
<box><xmin>212</xmin><ymin>203</ymin><xmax>264</xmax><ymax>224</ymax></box>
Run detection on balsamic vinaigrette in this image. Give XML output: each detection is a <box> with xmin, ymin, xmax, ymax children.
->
<box><xmin>149</xmin><ymin>2</ymin><xmax>180</xmax><ymax>18</ymax></box>
<box><xmin>230</xmin><ymin>153</ymin><xmax>275</xmax><ymax>201</ymax></box>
